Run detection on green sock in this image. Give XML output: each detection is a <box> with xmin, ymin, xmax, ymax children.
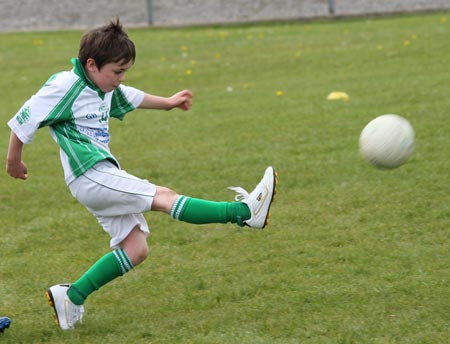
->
<box><xmin>67</xmin><ymin>249</ymin><xmax>133</xmax><ymax>305</ymax></box>
<box><xmin>170</xmin><ymin>196</ymin><xmax>251</xmax><ymax>226</ymax></box>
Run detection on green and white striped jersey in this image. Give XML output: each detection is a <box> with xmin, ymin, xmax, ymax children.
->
<box><xmin>8</xmin><ymin>58</ymin><xmax>144</xmax><ymax>185</ymax></box>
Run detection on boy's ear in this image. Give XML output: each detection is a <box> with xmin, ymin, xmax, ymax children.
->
<box><xmin>85</xmin><ymin>58</ymin><xmax>98</xmax><ymax>72</ymax></box>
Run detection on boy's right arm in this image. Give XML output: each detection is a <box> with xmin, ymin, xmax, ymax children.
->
<box><xmin>6</xmin><ymin>131</ymin><xmax>28</xmax><ymax>180</ymax></box>
<box><xmin>138</xmin><ymin>90</ymin><xmax>193</xmax><ymax>111</ymax></box>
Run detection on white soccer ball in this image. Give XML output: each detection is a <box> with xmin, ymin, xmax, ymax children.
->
<box><xmin>359</xmin><ymin>114</ymin><xmax>415</xmax><ymax>168</ymax></box>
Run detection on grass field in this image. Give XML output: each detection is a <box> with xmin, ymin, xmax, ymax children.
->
<box><xmin>1</xmin><ymin>12</ymin><xmax>449</xmax><ymax>344</ymax></box>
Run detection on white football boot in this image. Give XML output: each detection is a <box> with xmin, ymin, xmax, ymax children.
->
<box><xmin>229</xmin><ymin>166</ymin><xmax>277</xmax><ymax>228</ymax></box>
<box><xmin>46</xmin><ymin>284</ymin><xmax>84</xmax><ymax>330</ymax></box>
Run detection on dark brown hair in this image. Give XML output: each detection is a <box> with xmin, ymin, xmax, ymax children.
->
<box><xmin>78</xmin><ymin>18</ymin><xmax>136</xmax><ymax>69</ymax></box>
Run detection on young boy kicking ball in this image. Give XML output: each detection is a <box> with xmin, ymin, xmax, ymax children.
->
<box><xmin>6</xmin><ymin>19</ymin><xmax>277</xmax><ymax>330</ymax></box>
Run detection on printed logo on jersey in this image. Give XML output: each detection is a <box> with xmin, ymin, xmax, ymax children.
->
<box><xmin>86</xmin><ymin>113</ymin><xmax>98</xmax><ymax>119</ymax></box>
<box><xmin>16</xmin><ymin>106</ymin><xmax>31</xmax><ymax>125</ymax></box>
<box><xmin>99</xmin><ymin>103</ymin><xmax>109</xmax><ymax>124</ymax></box>
<box><xmin>78</xmin><ymin>126</ymin><xmax>111</xmax><ymax>144</ymax></box>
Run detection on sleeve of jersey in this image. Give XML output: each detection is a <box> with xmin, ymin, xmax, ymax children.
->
<box><xmin>7</xmin><ymin>78</ymin><xmax>75</xmax><ymax>144</ymax></box>
<box><xmin>110</xmin><ymin>84</ymin><xmax>145</xmax><ymax>120</ymax></box>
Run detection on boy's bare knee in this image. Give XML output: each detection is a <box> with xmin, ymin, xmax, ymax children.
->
<box><xmin>152</xmin><ymin>186</ymin><xmax>179</xmax><ymax>212</ymax></box>
<box><xmin>125</xmin><ymin>242</ymin><xmax>149</xmax><ymax>266</ymax></box>
<box><xmin>136</xmin><ymin>244</ymin><xmax>150</xmax><ymax>264</ymax></box>
<box><xmin>121</xmin><ymin>226</ymin><xmax>149</xmax><ymax>266</ymax></box>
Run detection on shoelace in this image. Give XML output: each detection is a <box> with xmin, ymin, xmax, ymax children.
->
<box><xmin>227</xmin><ymin>186</ymin><xmax>250</xmax><ymax>227</ymax></box>
<box><xmin>228</xmin><ymin>186</ymin><xmax>250</xmax><ymax>201</ymax></box>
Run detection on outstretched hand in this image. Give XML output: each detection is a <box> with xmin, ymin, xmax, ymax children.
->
<box><xmin>138</xmin><ymin>89</ymin><xmax>193</xmax><ymax>111</ymax></box>
<box><xmin>169</xmin><ymin>89</ymin><xmax>193</xmax><ymax>111</ymax></box>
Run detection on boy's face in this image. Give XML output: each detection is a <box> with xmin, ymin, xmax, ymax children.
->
<box><xmin>85</xmin><ymin>58</ymin><xmax>133</xmax><ymax>93</ymax></box>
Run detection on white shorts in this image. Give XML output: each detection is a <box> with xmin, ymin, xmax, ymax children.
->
<box><xmin>68</xmin><ymin>161</ymin><xmax>157</xmax><ymax>249</ymax></box>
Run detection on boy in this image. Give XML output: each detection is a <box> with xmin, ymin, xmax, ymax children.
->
<box><xmin>6</xmin><ymin>19</ymin><xmax>277</xmax><ymax>330</ymax></box>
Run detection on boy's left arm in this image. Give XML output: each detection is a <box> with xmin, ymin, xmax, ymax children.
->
<box><xmin>138</xmin><ymin>89</ymin><xmax>192</xmax><ymax>111</ymax></box>
<box><xmin>6</xmin><ymin>131</ymin><xmax>28</xmax><ymax>180</ymax></box>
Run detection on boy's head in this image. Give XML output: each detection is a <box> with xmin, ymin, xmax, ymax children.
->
<box><xmin>78</xmin><ymin>18</ymin><xmax>136</xmax><ymax>70</ymax></box>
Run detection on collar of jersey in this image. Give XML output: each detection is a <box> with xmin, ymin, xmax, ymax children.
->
<box><xmin>71</xmin><ymin>58</ymin><xmax>106</xmax><ymax>99</ymax></box>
